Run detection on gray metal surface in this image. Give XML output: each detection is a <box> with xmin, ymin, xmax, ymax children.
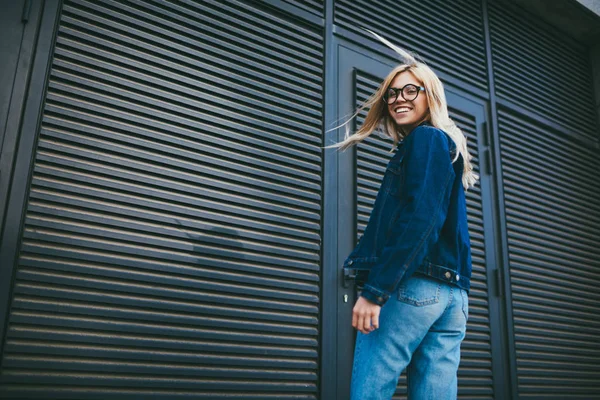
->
<box><xmin>282</xmin><ymin>0</ymin><xmax>324</xmax><ymax>17</ymax></box>
<box><xmin>0</xmin><ymin>0</ymin><xmax>323</xmax><ymax>398</ymax></box>
<box><xmin>335</xmin><ymin>0</ymin><xmax>488</xmax><ymax>92</ymax></box>
<box><xmin>0</xmin><ymin>0</ymin><xmax>599</xmax><ymax>399</ymax></box>
<box><xmin>489</xmin><ymin>1</ymin><xmax>599</xmax><ymax>144</ymax></box>
<box><xmin>491</xmin><ymin>2</ymin><xmax>600</xmax><ymax>398</ymax></box>
<box><xmin>498</xmin><ymin>109</ymin><xmax>600</xmax><ymax>398</ymax></box>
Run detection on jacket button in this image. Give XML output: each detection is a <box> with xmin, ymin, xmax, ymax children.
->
<box><xmin>377</xmin><ymin>297</ymin><xmax>383</xmax><ymax>303</ymax></box>
<box><xmin>456</xmin><ymin>274</ymin><xmax>460</xmax><ymax>281</ymax></box>
<box><xmin>444</xmin><ymin>271</ymin><xmax>452</xmax><ymax>280</ymax></box>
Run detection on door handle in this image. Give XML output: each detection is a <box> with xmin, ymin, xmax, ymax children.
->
<box><xmin>343</xmin><ymin>267</ymin><xmax>357</xmax><ymax>289</ymax></box>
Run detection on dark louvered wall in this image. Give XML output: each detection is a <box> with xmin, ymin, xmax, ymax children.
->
<box><xmin>489</xmin><ymin>2</ymin><xmax>599</xmax><ymax>143</ymax></box>
<box><xmin>0</xmin><ymin>0</ymin><xmax>323</xmax><ymax>398</ymax></box>
<box><xmin>335</xmin><ymin>0</ymin><xmax>488</xmax><ymax>92</ymax></box>
<box><xmin>1</xmin><ymin>0</ymin><xmax>599</xmax><ymax>398</ymax></box>
<box><xmin>498</xmin><ymin>109</ymin><xmax>600</xmax><ymax>398</ymax></box>
<box><xmin>281</xmin><ymin>0</ymin><xmax>323</xmax><ymax>16</ymax></box>
<box><xmin>490</xmin><ymin>2</ymin><xmax>600</xmax><ymax>398</ymax></box>
<box><xmin>355</xmin><ymin>72</ymin><xmax>494</xmax><ymax>399</ymax></box>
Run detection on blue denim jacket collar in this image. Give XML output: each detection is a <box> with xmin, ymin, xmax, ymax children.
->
<box><xmin>394</xmin><ymin>120</ymin><xmax>432</xmax><ymax>151</ymax></box>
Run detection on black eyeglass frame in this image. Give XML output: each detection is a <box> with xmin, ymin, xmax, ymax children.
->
<box><xmin>383</xmin><ymin>84</ymin><xmax>426</xmax><ymax>104</ymax></box>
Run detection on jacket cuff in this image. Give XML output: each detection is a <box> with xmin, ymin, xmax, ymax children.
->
<box><xmin>360</xmin><ymin>284</ymin><xmax>390</xmax><ymax>306</ymax></box>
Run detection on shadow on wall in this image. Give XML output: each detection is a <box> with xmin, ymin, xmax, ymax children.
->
<box><xmin>174</xmin><ymin>218</ymin><xmax>246</xmax><ymax>265</ymax></box>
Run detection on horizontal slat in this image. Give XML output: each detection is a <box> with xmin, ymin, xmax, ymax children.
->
<box><xmin>5</xmin><ymin>338</ymin><xmax>317</xmax><ymax>368</ymax></box>
<box><xmin>0</xmin><ymin>386</ymin><xmax>318</xmax><ymax>400</ymax></box>
<box><xmin>9</xmin><ymin>325</ymin><xmax>317</xmax><ymax>358</ymax></box>
<box><xmin>281</xmin><ymin>0</ymin><xmax>323</xmax><ymax>16</ymax></box>
<box><xmin>0</xmin><ymin>370</ymin><xmax>318</xmax><ymax>390</ymax></box>
<box><xmin>9</xmin><ymin>311</ymin><xmax>317</xmax><ymax>348</ymax></box>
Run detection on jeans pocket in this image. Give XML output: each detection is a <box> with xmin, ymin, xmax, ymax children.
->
<box><xmin>397</xmin><ymin>275</ymin><xmax>441</xmax><ymax>306</ymax></box>
<box><xmin>461</xmin><ymin>289</ymin><xmax>469</xmax><ymax>321</ymax></box>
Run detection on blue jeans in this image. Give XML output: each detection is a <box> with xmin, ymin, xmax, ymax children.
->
<box><xmin>350</xmin><ymin>274</ymin><xmax>469</xmax><ymax>400</ymax></box>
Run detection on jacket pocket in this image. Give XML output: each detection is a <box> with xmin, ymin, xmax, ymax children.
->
<box><xmin>382</xmin><ymin>155</ymin><xmax>405</xmax><ymax>197</ymax></box>
<box><xmin>397</xmin><ymin>275</ymin><xmax>441</xmax><ymax>306</ymax></box>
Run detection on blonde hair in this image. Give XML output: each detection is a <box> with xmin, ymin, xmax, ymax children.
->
<box><xmin>329</xmin><ymin>31</ymin><xmax>479</xmax><ymax>191</ymax></box>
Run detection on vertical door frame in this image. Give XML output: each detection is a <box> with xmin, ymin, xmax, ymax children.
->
<box><xmin>320</xmin><ymin>0</ymin><xmax>338</xmax><ymax>398</ymax></box>
<box><xmin>0</xmin><ymin>0</ymin><xmax>61</xmax><ymax>359</ymax></box>
<box><xmin>482</xmin><ymin>0</ymin><xmax>519</xmax><ymax>398</ymax></box>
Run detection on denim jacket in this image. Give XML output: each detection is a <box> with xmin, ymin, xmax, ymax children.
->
<box><xmin>342</xmin><ymin>121</ymin><xmax>473</xmax><ymax>306</ymax></box>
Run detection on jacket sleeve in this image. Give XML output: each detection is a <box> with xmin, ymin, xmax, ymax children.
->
<box><xmin>360</xmin><ymin>126</ymin><xmax>456</xmax><ymax>306</ymax></box>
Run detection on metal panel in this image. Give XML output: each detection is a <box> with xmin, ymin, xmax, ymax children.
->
<box><xmin>335</xmin><ymin>0</ymin><xmax>488</xmax><ymax>93</ymax></box>
<box><xmin>0</xmin><ymin>0</ymin><xmax>45</xmax><ymax>244</ymax></box>
<box><xmin>0</xmin><ymin>0</ymin><xmax>26</xmax><ymax>154</ymax></box>
<box><xmin>498</xmin><ymin>109</ymin><xmax>600</xmax><ymax>399</ymax></box>
<box><xmin>354</xmin><ymin>71</ymin><xmax>494</xmax><ymax>399</ymax></box>
<box><xmin>489</xmin><ymin>1</ymin><xmax>598</xmax><ymax>143</ymax></box>
<box><xmin>0</xmin><ymin>0</ymin><xmax>323</xmax><ymax>398</ymax></box>
<box><xmin>281</xmin><ymin>0</ymin><xmax>324</xmax><ymax>17</ymax></box>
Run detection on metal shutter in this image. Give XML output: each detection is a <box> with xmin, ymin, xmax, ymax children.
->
<box><xmin>335</xmin><ymin>0</ymin><xmax>488</xmax><ymax>93</ymax></box>
<box><xmin>489</xmin><ymin>1</ymin><xmax>599</xmax><ymax>143</ymax></box>
<box><xmin>281</xmin><ymin>0</ymin><xmax>323</xmax><ymax>17</ymax></box>
<box><xmin>355</xmin><ymin>71</ymin><xmax>493</xmax><ymax>399</ymax></box>
<box><xmin>498</xmin><ymin>109</ymin><xmax>600</xmax><ymax>399</ymax></box>
<box><xmin>0</xmin><ymin>0</ymin><xmax>323</xmax><ymax>398</ymax></box>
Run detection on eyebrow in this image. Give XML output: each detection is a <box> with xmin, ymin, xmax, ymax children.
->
<box><xmin>389</xmin><ymin>84</ymin><xmax>420</xmax><ymax>89</ymax></box>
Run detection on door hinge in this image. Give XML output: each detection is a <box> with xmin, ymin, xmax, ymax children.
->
<box><xmin>343</xmin><ymin>267</ymin><xmax>356</xmax><ymax>289</ymax></box>
<box><xmin>22</xmin><ymin>0</ymin><xmax>32</xmax><ymax>23</ymax></box>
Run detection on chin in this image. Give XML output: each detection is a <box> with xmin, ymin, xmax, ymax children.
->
<box><xmin>395</xmin><ymin>119</ymin><xmax>417</xmax><ymax>128</ymax></box>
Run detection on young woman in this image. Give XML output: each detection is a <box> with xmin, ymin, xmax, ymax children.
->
<box><xmin>334</xmin><ymin>33</ymin><xmax>479</xmax><ymax>400</ymax></box>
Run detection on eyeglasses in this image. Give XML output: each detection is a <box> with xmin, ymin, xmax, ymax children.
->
<box><xmin>383</xmin><ymin>84</ymin><xmax>426</xmax><ymax>104</ymax></box>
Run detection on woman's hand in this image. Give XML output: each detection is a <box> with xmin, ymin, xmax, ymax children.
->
<box><xmin>352</xmin><ymin>296</ymin><xmax>381</xmax><ymax>334</ymax></box>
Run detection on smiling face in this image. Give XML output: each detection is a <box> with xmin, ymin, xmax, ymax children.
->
<box><xmin>386</xmin><ymin>71</ymin><xmax>430</xmax><ymax>133</ymax></box>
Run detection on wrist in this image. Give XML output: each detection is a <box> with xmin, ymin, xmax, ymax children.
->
<box><xmin>360</xmin><ymin>284</ymin><xmax>390</xmax><ymax>306</ymax></box>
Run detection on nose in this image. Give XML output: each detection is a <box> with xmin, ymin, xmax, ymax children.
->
<box><xmin>392</xmin><ymin>97</ymin><xmax>410</xmax><ymax>106</ymax></box>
